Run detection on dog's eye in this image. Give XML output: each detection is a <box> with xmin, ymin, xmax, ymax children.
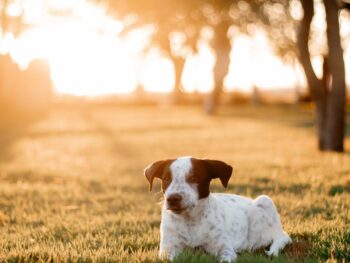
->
<box><xmin>187</xmin><ymin>175</ymin><xmax>197</xmax><ymax>182</ymax></box>
<box><xmin>163</xmin><ymin>173</ymin><xmax>171</xmax><ymax>182</ymax></box>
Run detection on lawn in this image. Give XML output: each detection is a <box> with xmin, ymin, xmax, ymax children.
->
<box><xmin>0</xmin><ymin>104</ymin><xmax>349</xmax><ymax>262</ymax></box>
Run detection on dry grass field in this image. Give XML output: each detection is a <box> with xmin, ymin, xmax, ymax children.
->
<box><xmin>0</xmin><ymin>105</ymin><xmax>349</xmax><ymax>262</ymax></box>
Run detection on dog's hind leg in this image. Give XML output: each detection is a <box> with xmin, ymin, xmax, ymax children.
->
<box><xmin>248</xmin><ymin>195</ymin><xmax>292</xmax><ymax>256</ymax></box>
<box><xmin>266</xmin><ymin>233</ymin><xmax>292</xmax><ymax>256</ymax></box>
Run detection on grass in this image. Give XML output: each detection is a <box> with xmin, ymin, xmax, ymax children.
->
<box><xmin>0</xmin><ymin>104</ymin><xmax>349</xmax><ymax>262</ymax></box>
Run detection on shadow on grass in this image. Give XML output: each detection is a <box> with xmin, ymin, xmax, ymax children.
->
<box><xmin>224</xmin><ymin>182</ymin><xmax>310</xmax><ymax>196</ymax></box>
<box><xmin>210</xmin><ymin>175</ymin><xmax>310</xmax><ymax>197</ymax></box>
<box><xmin>217</xmin><ymin>104</ymin><xmax>350</xmax><ymax>138</ymax></box>
<box><xmin>328</xmin><ymin>181</ymin><xmax>350</xmax><ymax>196</ymax></box>
<box><xmin>172</xmin><ymin>244</ymin><xmax>315</xmax><ymax>263</ymax></box>
<box><xmin>171</xmin><ymin>229</ymin><xmax>350</xmax><ymax>263</ymax></box>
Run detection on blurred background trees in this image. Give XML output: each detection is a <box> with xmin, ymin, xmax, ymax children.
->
<box><xmin>0</xmin><ymin>0</ymin><xmax>52</xmax><ymax>127</ymax></box>
<box><xmin>103</xmin><ymin>0</ymin><xmax>204</xmax><ymax>103</ymax></box>
<box><xmin>0</xmin><ymin>0</ymin><xmax>349</xmax><ymax>152</ymax></box>
<box><xmin>101</xmin><ymin>0</ymin><xmax>348</xmax><ymax>152</ymax></box>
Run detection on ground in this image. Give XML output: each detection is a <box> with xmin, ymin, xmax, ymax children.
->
<box><xmin>0</xmin><ymin>104</ymin><xmax>349</xmax><ymax>262</ymax></box>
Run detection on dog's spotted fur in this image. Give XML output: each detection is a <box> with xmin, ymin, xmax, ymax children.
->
<box><xmin>145</xmin><ymin>157</ymin><xmax>291</xmax><ymax>262</ymax></box>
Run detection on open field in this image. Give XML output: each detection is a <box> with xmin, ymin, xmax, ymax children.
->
<box><xmin>0</xmin><ymin>105</ymin><xmax>349</xmax><ymax>262</ymax></box>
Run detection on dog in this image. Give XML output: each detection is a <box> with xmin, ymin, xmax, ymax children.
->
<box><xmin>144</xmin><ymin>157</ymin><xmax>291</xmax><ymax>262</ymax></box>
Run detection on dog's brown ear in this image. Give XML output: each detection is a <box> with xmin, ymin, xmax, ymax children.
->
<box><xmin>144</xmin><ymin>159</ymin><xmax>174</xmax><ymax>191</ymax></box>
<box><xmin>203</xmin><ymin>159</ymin><xmax>233</xmax><ymax>188</ymax></box>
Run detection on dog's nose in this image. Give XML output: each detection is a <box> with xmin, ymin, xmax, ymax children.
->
<box><xmin>167</xmin><ymin>194</ymin><xmax>182</xmax><ymax>205</ymax></box>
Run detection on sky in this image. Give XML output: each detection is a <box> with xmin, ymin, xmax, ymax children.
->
<box><xmin>1</xmin><ymin>0</ymin><xmax>350</xmax><ymax>96</ymax></box>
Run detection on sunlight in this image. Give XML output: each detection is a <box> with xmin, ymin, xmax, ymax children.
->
<box><xmin>140</xmin><ymin>51</ymin><xmax>174</xmax><ymax>93</ymax></box>
<box><xmin>11</xmin><ymin>22</ymin><xmax>137</xmax><ymax>95</ymax></box>
<box><xmin>3</xmin><ymin>0</ymin><xmax>349</xmax><ymax>96</ymax></box>
<box><xmin>0</xmin><ymin>33</ymin><xmax>14</xmax><ymax>55</ymax></box>
<box><xmin>182</xmin><ymin>43</ymin><xmax>215</xmax><ymax>93</ymax></box>
<box><xmin>226</xmin><ymin>34</ymin><xmax>298</xmax><ymax>91</ymax></box>
<box><xmin>49</xmin><ymin>0</ymin><xmax>82</xmax><ymax>10</ymax></box>
<box><xmin>49</xmin><ymin>31</ymin><xmax>138</xmax><ymax>96</ymax></box>
<box><xmin>9</xmin><ymin>24</ymin><xmax>304</xmax><ymax>95</ymax></box>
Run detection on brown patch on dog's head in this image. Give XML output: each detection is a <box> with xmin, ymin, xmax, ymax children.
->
<box><xmin>189</xmin><ymin>158</ymin><xmax>233</xmax><ymax>199</ymax></box>
<box><xmin>144</xmin><ymin>159</ymin><xmax>175</xmax><ymax>192</ymax></box>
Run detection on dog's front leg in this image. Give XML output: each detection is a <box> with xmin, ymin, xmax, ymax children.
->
<box><xmin>205</xmin><ymin>241</ymin><xmax>237</xmax><ymax>262</ymax></box>
<box><xmin>159</xmin><ymin>210</ymin><xmax>187</xmax><ymax>261</ymax></box>
<box><xmin>159</xmin><ymin>226</ymin><xmax>185</xmax><ymax>261</ymax></box>
<box><xmin>159</xmin><ymin>240</ymin><xmax>184</xmax><ymax>261</ymax></box>
<box><xmin>218</xmin><ymin>246</ymin><xmax>237</xmax><ymax>263</ymax></box>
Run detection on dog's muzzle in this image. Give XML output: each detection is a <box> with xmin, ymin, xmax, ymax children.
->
<box><xmin>166</xmin><ymin>193</ymin><xmax>185</xmax><ymax>213</ymax></box>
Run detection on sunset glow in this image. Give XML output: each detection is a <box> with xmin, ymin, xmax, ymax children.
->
<box><xmin>2</xmin><ymin>0</ymin><xmax>350</xmax><ymax>96</ymax></box>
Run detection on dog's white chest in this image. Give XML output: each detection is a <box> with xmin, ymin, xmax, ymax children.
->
<box><xmin>162</xmin><ymin>194</ymin><xmax>252</xmax><ymax>249</ymax></box>
<box><xmin>163</xmin><ymin>208</ymin><xmax>211</xmax><ymax>248</ymax></box>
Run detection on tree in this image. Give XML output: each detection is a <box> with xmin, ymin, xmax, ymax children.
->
<box><xmin>297</xmin><ymin>0</ymin><xmax>346</xmax><ymax>152</ymax></box>
<box><xmin>103</xmin><ymin>1</ymin><xmax>249</xmax><ymax>109</ymax></box>
<box><xmin>230</xmin><ymin>0</ymin><xmax>347</xmax><ymax>152</ymax></box>
<box><xmin>101</xmin><ymin>0</ymin><xmax>347</xmax><ymax>151</ymax></box>
<box><xmin>103</xmin><ymin>0</ymin><xmax>204</xmax><ymax>103</ymax></box>
<box><xmin>228</xmin><ymin>0</ymin><xmax>347</xmax><ymax>151</ymax></box>
<box><xmin>0</xmin><ymin>1</ymin><xmax>53</xmax><ymax>125</ymax></box>
<box><xmin>204</xmin><ymin>19</ymin><xmax>231</xmax><ymax>114</ymax></box>
<box><xmin>200</xmin><ymin>1</ymin><xmax>233</xmax><ymax>114</ymax></box>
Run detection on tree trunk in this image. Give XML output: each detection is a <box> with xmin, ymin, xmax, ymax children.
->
<box><xmin>161</xmin><ymin>37</ymin><xmax>186</xmax><ymax>104</ymax></box>
<box><xmin>323</xmin><ymin>0</ymin><xmax>346</xmax><ymax>152</ymax></box>
<box><xmin>171</xmin><ymin>54</ymin><xmax>185</xmax><ymax>104</ymax></box>
<box><xmin>297</xmin><ymin>0</ymin><xmax>346</xmax><ymax>152</ymax></box>
<box><xmin>315</xmin><ymin>95</ymin><xmax>327</xmax><ymax>150</ymax></box>
<box><xmin>204</xmin><ymin>21</ymin><xmax>231</xmax><ymax>114</ymax></box>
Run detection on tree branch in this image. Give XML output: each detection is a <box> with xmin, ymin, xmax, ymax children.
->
<box><xmin>296</xmin><ymin>0</ymin><xmax>324</xmax><ymax>100</ymax></box>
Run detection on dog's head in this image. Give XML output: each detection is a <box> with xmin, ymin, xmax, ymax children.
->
<box><xmin>144</xmin><ymin>157</ymin><xmax>233</xmax><ymax>214</ymax></box>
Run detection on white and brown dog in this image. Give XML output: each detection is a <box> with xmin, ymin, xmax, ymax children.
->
<box><xmin>144</xmin><ymin>157</ymin><xmax>291</xmax><ymax>262</ymax></box>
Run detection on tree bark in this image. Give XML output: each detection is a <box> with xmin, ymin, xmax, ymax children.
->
<box><xmin>297</xmin><ymin>0</ymin><xmax>346</xmax><ymax>152</ymax></box>
<box><xmin>205</xmin><ymin>21</ymin><xmax>231</xmax><ymax>114</ymax></box>
<box><xmin>323</xmin><ymin>0</ymin><xmax>346</xmax><ymax>152</ymax></box>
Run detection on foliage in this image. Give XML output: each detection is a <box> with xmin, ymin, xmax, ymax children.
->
<box><xmin>99</xmin><ymin>0</ymin><xmax>298</xmax><ymax>62</ymax></box>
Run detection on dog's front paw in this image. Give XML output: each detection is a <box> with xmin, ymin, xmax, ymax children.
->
<box><xmin>219</xmin><ymin>250</ymin><xmax>237</xmax><ymax>262</ymax></box>
<box><xmin>159</xmin><ymin>249</ymin><xmax>180</xmax><ymax>261</ymax></box>
<box><xmin>159</xmin><ymin>249</ymin><xmax>168</xmax><ymax>259</ymax></box>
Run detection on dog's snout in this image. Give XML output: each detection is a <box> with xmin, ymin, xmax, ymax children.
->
<box><xmin>167</xmin><ymin>194</ymin><xmax>182</xmax><ymax>205</ymax></box>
